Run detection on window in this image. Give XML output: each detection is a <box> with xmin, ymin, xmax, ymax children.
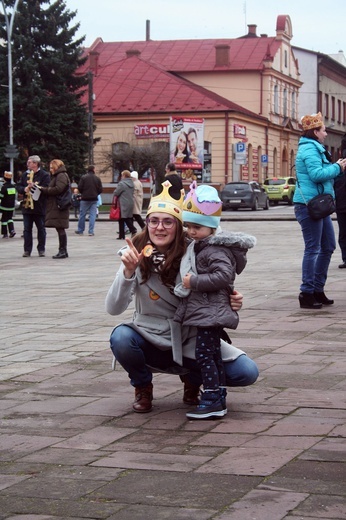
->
<box><xmin>284</xmin><ymin>50</ymin><xmax>288</xmax><ymax>68</ymax></box>
<box><xmin>274</xmin><ymin>85</ymin><xmax>279</xmax><ymax>114</ymax></box>
<box><xmin>338</xmin><ymin>100</ymin><xmax>341</xmax><ymax>123</ymax></box>
<box><xmin>112</xmin><ymin>142</ymin><xmax>130</xmax><ymax>182</ymax></box>
<box><xmin>283</xmin><ymin>89</ymin><xmax>287</xmax><ymax>117</ymax></box>
<box><xmin>324</xmin><ymin>94</ymin><xmax>329</xmax><ymax>118</ymax></box>
<box><xmin>291</xmin><ymin>92</ymin><xmax>296</xmax><ymax>119</ymax></box>
<box><xmin>331</xmin><ymin>96</ymin><xmax>335</xmax><ymax>121</ymax></box>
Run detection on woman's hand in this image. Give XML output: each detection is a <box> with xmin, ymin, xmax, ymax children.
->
<box><xmin>230</xmin><ymin>290</ymin><xmax>243</xmax><ymax>311</ymax></box>
<box><xmin>121</xmin><ymin>238</ymin><xmax>143</xmax><ymax>279</ymax></box>
<box><xmin>337</xmin><ymin>158</ymin><xmax>346</xmax><ymax>171</ymax></box>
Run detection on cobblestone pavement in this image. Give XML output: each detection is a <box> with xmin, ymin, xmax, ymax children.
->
<box><xmin>0</xmin><ymin>214</ymin><xmax>345</xmax><ymax>520</ymax></box>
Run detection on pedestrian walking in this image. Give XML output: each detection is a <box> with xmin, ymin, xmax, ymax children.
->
<box><xmin>75</xmin><ymin>165</ymin><xmax>103</xmax><ymax>236</ymax></box>
<box><xmin>113</xmin><ymin>170</ymin><xmax>137</xmax><ymax>239</ymax></box>
<box><xmin>131</xmin><ymin>171</ymin><xmax>145</xmax><ymax>230</ymax></box>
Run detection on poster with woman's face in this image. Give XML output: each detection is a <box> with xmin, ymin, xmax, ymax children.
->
<box><xmin>170</xmin><ymin>117</ymin><xmax>204</xmax><ymax>178</ymax></box>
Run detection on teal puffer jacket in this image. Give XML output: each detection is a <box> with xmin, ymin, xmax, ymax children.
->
<box><xmin>293</xmin><ymin>137</ymin><xmax>342</xmax><ymax>204</ymax></box>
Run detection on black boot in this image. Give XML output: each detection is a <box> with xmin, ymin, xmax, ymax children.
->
<box><xmin>53</xmin><ymin>249</ymin><xmax>68</xmax><ymax>259</ymax></box>
<box><xmin>314</xmin><ymin>291</ymin><xmax>334</xmax><ymax>305</ymax></box>
<box><xmin>299</xmin><ymin>292</ymin><xmax>322</xmax><ymax>309</ymax></box>
<box><xmin>53</xmin><ymin>232</ymin><xmax>68</xmax><ymax>259</ymax></box>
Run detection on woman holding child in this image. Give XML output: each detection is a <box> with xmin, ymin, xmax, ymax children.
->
<box><xmin>105</xmin><ymin>181</ymin><xmax>259</xmax><ymax>414</ymax></box>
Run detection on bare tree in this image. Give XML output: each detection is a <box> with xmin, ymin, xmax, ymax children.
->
<box><xmin>101</xmin><ymin>142</ymin><xmax>169</xmax><ymax>189</ymax></box>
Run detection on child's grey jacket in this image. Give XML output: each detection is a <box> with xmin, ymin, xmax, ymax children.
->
<box><xmin>174</xmin><ymin>231</ymin><xmax>256</xmax><ymax>328</ymax></box>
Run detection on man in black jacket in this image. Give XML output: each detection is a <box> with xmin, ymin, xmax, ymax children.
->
<box><xmin>16</xmin><ymin>155</ymin><xmax>50</xmax><ymax>257</ymax></box>
<box><xmin>76</xmin><ymin>165</ymin><xmax>103</xmax><ymax>236</ymax></box>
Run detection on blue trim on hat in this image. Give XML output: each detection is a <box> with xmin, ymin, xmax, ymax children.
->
<box><xmin>182</xmin><ymin>211</ymin><xmax>220</xmax><ymax>228</ymax></box>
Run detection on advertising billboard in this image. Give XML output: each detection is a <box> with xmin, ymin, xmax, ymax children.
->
<box><xmin>170</xmin><ymin>117</ymin><xmax>204</xmax><ymax>181</ymax></box>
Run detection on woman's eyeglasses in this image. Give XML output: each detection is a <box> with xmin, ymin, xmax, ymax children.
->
<box><xmin>146</xmin><ymin>217</ymin><xmax>176</xmax><ymax>229</ymax></box>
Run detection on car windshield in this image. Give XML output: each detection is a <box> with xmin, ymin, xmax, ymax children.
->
<box><xmin>227</xmin><ymin>183</ymin><xmax>251</xmax><ymax>191</ymax></box>
<box><xmin>264</xmin><ymin>179</ymin><xmax>286</xmax><ymax>186</ymax></box>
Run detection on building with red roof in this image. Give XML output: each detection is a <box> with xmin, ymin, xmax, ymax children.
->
<box><xmin>79</xmin><ymin>15</ymin><xmax>302</xmax><ymax>187</ymax></box>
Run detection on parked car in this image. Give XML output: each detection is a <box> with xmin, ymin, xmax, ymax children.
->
<box><xmin>263</xmin><ymin>176</ymin><xmax>296</xmax><ymax>205</ymax></box>
<box><xmin>220</xmin><ymin>181</ymin><xmax>270</xmax><ymax>211</ymax></box>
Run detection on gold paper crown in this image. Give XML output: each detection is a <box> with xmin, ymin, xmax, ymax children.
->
<box><xmin>301</xmin><ymin>112</ymin><xmax>323</xmax><ymax>131</ymax></box>
<box><xmin>147</xmin><ymin>180</ymin><xmax>184</xmax><ymax>222</ymax></box>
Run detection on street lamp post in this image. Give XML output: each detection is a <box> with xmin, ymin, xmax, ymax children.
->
<box><xmin>1</xmin><ymin>0</ymin><xmax>21</xmax><ymax>173</ymax></box>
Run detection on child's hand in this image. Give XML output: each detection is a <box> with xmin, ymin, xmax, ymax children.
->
<box><xmin>183</xmin><ymin>273</ymin><xmax>192</xmax><ymax>289</ymax></box>
<box><xmin>230</xmin><ymin>290</ymin><xmax>243</xmax><ymax>311</ymax></box>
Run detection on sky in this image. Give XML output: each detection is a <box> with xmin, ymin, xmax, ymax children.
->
<box><xmin>63</xmin><ymin>0</ymin><xmax>346</xmax><ymax>55</ymax></box>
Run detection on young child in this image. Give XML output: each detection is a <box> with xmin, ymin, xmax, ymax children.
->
<box><xmin>0</xmin><ymin>171</ymin><xmax>17</xmax><ymax>238</ymax></box>
<box><xmin>174</xmin><ymin>182</ymin><xmax>256</xmax><ymax>419</ymax></box>
<box><xmin>96</xmin><ymin>193</ymin><xmax>102</xmax><ymax>218</ymax></box>
<box><xmin>71</xmin><ymin>188</ymin><xmax>81</xmax><ymax>218</ymax></box>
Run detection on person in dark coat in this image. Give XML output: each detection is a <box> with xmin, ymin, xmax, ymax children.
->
<box><xmin>39</xmin><ymin>159</ymin><xmax>70</xmax><ymax>259</ymax></box>
<box><xmin>15</xmin><ymin>155</ymin><xmax>50</xmax><ymax>257</ymax></box>
<box><xmin>76</xmin><ymin>165</ymin><xmax>103</xmax><ymax>236</ymax></box>
<box><xmin>0</xmin><ymin>171</ymin><xmax>17</xmax><ymax>238</ymax></box>
<box><xmin>163</xmin><ymin>163</ymin><xmax>184</xmax><ymax>200</ymax></box>
<box><xmin>113</xmin><ymin>170</ymin><xmax>137</xmax><ymax>239</ymax></box>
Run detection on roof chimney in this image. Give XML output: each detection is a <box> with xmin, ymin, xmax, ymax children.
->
<box><xmin>247</xmin><ymin>24</ymin><xmax>257</xmax><ymax>37</ymax></box>
<box><xmin>146</xmin><ymin>19</ymin><xmax>150</xmax><ymax>41</ymax></box>
<box><xmin>89</xmin><ymin>51</ymin><xmax>99</xmax><ymax>75</ymax></box>
<box><xmin>215</xmin><ymin>44</ymin><xmax>230</xmax><ymax>67</ymax></box>
<box><xmin>126</xmin><ymin>49</ymin><xmax>141</xmax><ymax>58</ymax></box>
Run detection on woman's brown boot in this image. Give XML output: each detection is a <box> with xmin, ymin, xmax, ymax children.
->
<box><xmin>180</xmin><ymin>374</ymin><xmax>200</xmax><ymax>405</ymax></box>
<box><xmin>133</xmin><ymin>383</ymin><xmax>153</xmax><ymax>413</ymax></box>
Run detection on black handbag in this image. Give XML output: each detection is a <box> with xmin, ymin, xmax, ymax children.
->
<box><xmin>296</xmin><ymin>177</ymin><xmax>335</xmax><ymax>220</ymax></box>
<box><xmin>307</xmin><ymin>192</ymin><xmax>336</xmax><ymax>220</ymax></box>
<box><xmin>56</xmin><ymin>182</ymin><xmax>72</xmax><ymax>210</ymax></box>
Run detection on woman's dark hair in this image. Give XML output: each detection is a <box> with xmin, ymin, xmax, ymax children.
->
<box><xmin>302</xmin><ymin>128</ymin><xmax>321</xmax><ymax>140</ymax></box>
<box><xmin>132</xmin><ymin>220</ymin><xmax>187</xmax><ymax>287</ymax></box>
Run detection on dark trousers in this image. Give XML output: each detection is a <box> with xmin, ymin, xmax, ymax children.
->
<box><xmin>196</xmin><ymin>326</ymin><xmax>225</xmax><ymax>391</ymax></box>
<box><xmin>336</xmin><ymin>211</ymin><xmax>346</xmax><ymax>262</ymax></box>
<box><xmin>133</xmin><ymin>213</ymin><xmax>145</xmax><ymax>229</ymax></box>
<box><xmin>118</xmin><ymin>217</ymin><xmax>137</xmax><ymax>239</ymax></box>
<box><xmin>23</xmin><ymin>213</ymin><xmax>46</xmax><ymax>254</ymax></box>
<box><xmin>1</xmin><ymin>209</ymin><xmax>15</xmax><ymax>236</ymax></box>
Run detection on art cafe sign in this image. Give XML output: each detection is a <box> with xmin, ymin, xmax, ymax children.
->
<box><xmin>134</xmin><ymin>123</ymin><xmax>170</xmax><ymax>139</ymax></box>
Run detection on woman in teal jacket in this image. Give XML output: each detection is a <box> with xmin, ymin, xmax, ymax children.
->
<box><xmin>293</xmin><ymin>112</ymin><xmax>346</xmax><ymax>309</ymax></box>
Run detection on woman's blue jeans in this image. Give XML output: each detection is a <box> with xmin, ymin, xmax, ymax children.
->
<box><xmin>110</xmin><ymin>324</ymin><xmax>259</xmax><ymax>388</ymax></box>
<box><xmin>294</xmin><ymin>203</ymin><xmax>336</xmax><ymax>293</ymax></box>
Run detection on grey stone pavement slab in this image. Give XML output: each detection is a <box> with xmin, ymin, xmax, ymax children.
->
<box><xmin>0</xmin><ymin>207</ymin><xmax>345</xmax><ymax>519</ymax></box>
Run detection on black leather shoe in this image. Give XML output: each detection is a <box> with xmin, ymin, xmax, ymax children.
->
<box><xmin>53</xmin><ymin>250</ymin><xmax>68</xmax><ymax>259</ymax></box>
<box><xmin>338</xmin><ymin>262</ymin><xmax>346</xmax><ymax>269</ymax></box>
<box><xmin>314</xmin><ymin>291</ymin><xmax>334</xmax><ymax>305</ymax></box>
<box><xmin>299</xmin><ymin>292</ymin><xmax>322</xmax><ymax>309</ymax></box>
